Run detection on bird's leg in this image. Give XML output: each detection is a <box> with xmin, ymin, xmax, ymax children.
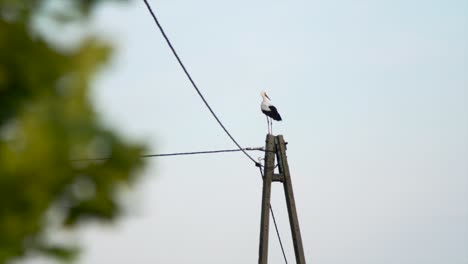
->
<box><xmin>268</xmin><ymin>118</ymin><xmax>272</xmax><ymax>135</ymax></box>
<box><xmin>269</xmin><ymin>118</ymin><xmax>272</xmax><ymax>135</ymax></box>
<box><xmin>270</xmin><ymin>118</ymin><xmax>273</xmax><ymax>135</ymax></box>
<box><xmin>265</xmin><ymin>116</ymin><xmax>270</xmax><ymax>134</ymax></box>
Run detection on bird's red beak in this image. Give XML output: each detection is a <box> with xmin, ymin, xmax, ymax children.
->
<box><xmin>265</xmin><ymin>93</ymin><xmax>271</xmax><ymax>100</ymax></box>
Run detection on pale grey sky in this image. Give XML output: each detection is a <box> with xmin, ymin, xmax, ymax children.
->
<box><xmin>26</xmin><ymin>0</ymin><xmax>468</xmax><ymax>263</ymax></box>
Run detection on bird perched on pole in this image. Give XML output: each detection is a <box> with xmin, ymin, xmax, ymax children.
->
<box><xmin>260</xmin><ymin>90</ymin><xmax>282</xmax><ymax>134</ymax></box>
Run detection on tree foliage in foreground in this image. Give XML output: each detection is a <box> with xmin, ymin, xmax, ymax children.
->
<box><xmin>0</xmin><ymin>0</ymin><xmax>145</xmax><ymax>262</ymax></box>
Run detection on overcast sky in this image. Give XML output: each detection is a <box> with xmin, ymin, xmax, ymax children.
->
<box><xmin>27</xmin><ymin>0</ymin><xmax>468</xmax><ymax>263</ymax></box>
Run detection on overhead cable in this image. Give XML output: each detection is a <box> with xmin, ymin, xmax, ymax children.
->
<box><xmin>70</xmin><ymin>147</ymin><xmax>264</xmax><ymax>162</ymax></box>
<box><xmin>142</xmin><ymin>0</ymin><xmax>260</xmax><ymax>167</ymax></box>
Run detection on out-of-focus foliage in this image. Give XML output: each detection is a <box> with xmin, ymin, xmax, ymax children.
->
<box><xmin>0</xmin><ymin>0</ymin><xmax>146</xmax><ymax>262</ymax></box>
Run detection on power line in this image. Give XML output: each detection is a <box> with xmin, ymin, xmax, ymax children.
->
<box><xmin>70</xmin><ymin>147</ymin><xmax>264</xmax><ymax>162</ymax></box>
<box><xmin>141</xmin><ymin>0</ymin><xmax>260</xmax><ymax>167</ymax></box>
<box><xmin>270</xmin><ymin>206</ymin><xmax>288</xmax><ymax>264</ymax></box>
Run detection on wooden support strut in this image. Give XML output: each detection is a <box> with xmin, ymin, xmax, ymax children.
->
<box><xmin>258</xmin><ymin>134</ymin><xmax>275</xmax><ymax>264</ymax></box>
<box><xmin>258</xmin><ymin>134</ymin><xmax>306</xmax><ymax>264</ymax></box>
<box><xmin>276</xmin><ymin>135</ymin><xmax>306</xmax><ymax>264</ymax></box>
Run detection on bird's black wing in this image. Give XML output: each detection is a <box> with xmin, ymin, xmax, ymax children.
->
<box><xmin>268</xmin><ymin>106</ymin><xmax>282</xmax><ymax>121</ymax></box>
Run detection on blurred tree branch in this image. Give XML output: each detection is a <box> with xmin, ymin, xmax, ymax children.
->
<box><xmin>0</xmin><ymin>0</ymin><xmax>147</xmax><ymax>262</ymax></box>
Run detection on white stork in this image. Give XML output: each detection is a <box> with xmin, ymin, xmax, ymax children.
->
<box><xmin>260</xmin><ymin>90</ymin><xmax>282</xmax><ymax>134</ymax></box>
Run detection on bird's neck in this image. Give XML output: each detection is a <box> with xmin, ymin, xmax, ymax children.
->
<box><xmin>262</xmin><ymin>97</ymin><xmax>271</xmax><ymax>104</ymax></box>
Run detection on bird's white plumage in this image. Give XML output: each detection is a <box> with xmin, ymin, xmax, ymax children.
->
<box><xmin>260</xmin><ymin>90</ymin><xmax>282</xmax><ymax>134</ymax></box>
<box><xmin>261</xmin><ymin>99</ymin><xmax>272</xmax><ymax>112</ymax></box>
<box><xmin>260</xmin><ymin>90</ymin><xmax>273</xmax><ymax>111</ymax></box>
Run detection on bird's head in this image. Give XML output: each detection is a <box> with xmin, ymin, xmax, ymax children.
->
<box><xmin>261</xmin><ymin>90</ymin><xmax>271</xmax><ymax>100</ymax></box>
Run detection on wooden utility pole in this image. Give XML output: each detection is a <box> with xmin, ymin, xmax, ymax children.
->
<box><xmin>258</xmin><ymin>134</ymin><xmax>306</xmax><ymax>264</ymax></box>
